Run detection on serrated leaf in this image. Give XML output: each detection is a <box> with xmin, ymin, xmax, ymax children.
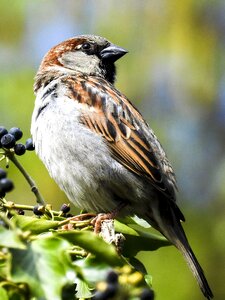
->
<box><xmin>11</xmin><ymin>236</ymin><xmax>76</xmax><ymax>300</ymax></box>
<box><xmin>56</xmin><ymin>231</ymin><xmax>123</xmax><ymax>267</ymax></box>
<box><xmin>0</xmin><ymin>226</ymin><xmax>26</xmax><ymax>249</ymax></box>
<box><xmin>12</xmin><ymin>215</ymin><xmax>59</xmax><ymax>234</ymax></box>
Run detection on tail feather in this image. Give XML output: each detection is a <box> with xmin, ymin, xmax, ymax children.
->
<box><xmin>172</xmin><ymin>228</ymin><xmax>213</xmax><ymax>299</ymax></box>
<box><xmin>146</xmin><ymin>200</ymin><xmax>213</xmax><ymax>299</ymax></box>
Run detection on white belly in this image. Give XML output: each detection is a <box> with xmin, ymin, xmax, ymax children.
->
<box><xmin>32</xmin><ymin>96</ymin><xmax>140</xmax><ymax>215</ymax></box>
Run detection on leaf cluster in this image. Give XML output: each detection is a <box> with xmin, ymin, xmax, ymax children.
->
<box><xmin>0</xmin><ymin>126</ymin><xmax>170</xmax><ymax>299</ymax></box>
<box><xmin>0</xmin><ymin>210</ymin><xmax>170</xmax><ymax>300</ymax></box>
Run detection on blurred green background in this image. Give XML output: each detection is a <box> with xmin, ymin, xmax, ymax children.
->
<box><xmin>0</xmin><ymin>0</ymin><xmax>224</xmax><ymax>299</ymax></box>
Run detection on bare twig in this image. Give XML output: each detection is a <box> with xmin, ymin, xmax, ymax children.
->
<box><xmin>5</xmin><ymin>151</ymin><xmax>45</xmax><ymax>206</ymax></box>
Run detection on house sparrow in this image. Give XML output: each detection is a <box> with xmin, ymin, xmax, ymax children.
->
<box><xmin>31</xmin><ymin>34</ymin><xmax>213</xmax><ymax>299</ymax></box>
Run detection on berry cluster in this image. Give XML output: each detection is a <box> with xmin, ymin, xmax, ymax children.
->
<box><xmin>32</xmin><ymin>203</ymin><xmax>71</xmax><ymax>217</ymax></box>
<box><xmin>93</xmin><ymin>271</ymin><xmax>119</xmax><ymax>300</ymax></box>
<box><xmin>0</xmin><ymin>126</ymin><xmax>35</xmax><ymax>155</ymax></box>
<box><xmin>0</xmin><ymin>168</ymin><xmax>14</xmax><ymax>198</ymax></box>
<box><xmin>93</xmin><ymin>270</ymin><xmax>154</xmax><ymax>300</ymax></box>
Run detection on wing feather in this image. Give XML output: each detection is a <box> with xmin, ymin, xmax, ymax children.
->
<box><xmin>64</xmin><ymin>75</ymin><xmax>177</xmax><ymax>199</ymax></box>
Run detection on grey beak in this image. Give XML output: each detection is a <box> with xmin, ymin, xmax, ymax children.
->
<box><xmin>100</xmin><ymin>44</ymin><xmax>128</xmax><ymax>62</ymax></box>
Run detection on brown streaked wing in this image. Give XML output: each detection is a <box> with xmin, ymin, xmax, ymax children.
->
<box><xmin>64</xmin><ymin>75</ymin><xmax>176</xmax><ymax>198</ymax></box>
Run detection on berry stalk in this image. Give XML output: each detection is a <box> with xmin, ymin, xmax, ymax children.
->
<box><xmin>6</xmin><ymin>151</ymin><xmax>45</xmax><ymax>206</ymax></box>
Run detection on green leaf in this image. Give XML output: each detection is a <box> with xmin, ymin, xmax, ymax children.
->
<box><xmin>129</xmin><ymin>216</ymin><xmax>151</xmax><ymax>228</ymax></box>
<box><xmin>12</xmin><ymin>215</ymin><xmax>59</xmax><ymax>234</ymax></box>
<box><xmin>6</xmin><ymin>289</ymin><xmax>26</xmax><ymax>300</ymax></box>
<box><xmin>115</xmin><ymin>220</ymin><xmax>139</xmax><ymax>236</ymax></box>
<box><xmin>144</xmin><ymin>274</ymin><xmax>153</xmax><ymax>288</ymax></box>
<box><xmin>0</xmin><ymin>287</ymin><xmax>8</xmax><ymax>300</ymax></box>
<box><xmin>74</xmin><ymin>257</ymin><xmax>116</xmax><ymax>298</ymax></box>
<box><xmin>11</xmin><ymin>236</ymin><xmax>75</xmax><ymax>300</ymax></box>
<box><xmin>115</xmin><ymin>220</ymin><xmax>171</xmax><ymax>257</ymax></box>
<box><xmin>56</xmin><ymin>230</ymin><xmax>123</xmax><ymax>267</ymax></box>
<box><xmin>0</xmin><ymin>226</ymin><xmax>26</xmax><ymax>249</ymax></box>
<box><xmin>75</xmin><ymin>257</ymin><xmax>112</xmax><ymax>284</ymax></box>
<box><xmin>129</xmin><ymin>257</ymin><xmax>147</xmax><ymax>275</ymax></box>
<box><xmin>75</xmin><ymin>278</ymin><xmax>92</xmax><ymax>299</ymax></box>
<box><xmin>117</xmin><ymin>216</ymin><xmax>150</xmax><ymax>228</ymax></box>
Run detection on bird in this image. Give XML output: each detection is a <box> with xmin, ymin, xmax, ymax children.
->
<box><xmin>31</xmin><ymin>34</ymin><xmax>213</xmax><ymax>299</ymax></box>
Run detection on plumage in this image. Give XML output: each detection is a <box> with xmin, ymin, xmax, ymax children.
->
<box><xmin>62</xmin><ymin>75</ymin><xmax>176</xmax><ymax>197</ymax></box>
<box><xmin>31</xmin><ymin>34</ymin><xmax>213</xmax><ymax>299</ymax></box>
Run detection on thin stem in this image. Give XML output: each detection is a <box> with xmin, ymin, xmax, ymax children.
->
<box><xmin>0</xmin><ymin>155</ymin><xmax>5</xmax><ymax>162</ymax></box>
<box><xmin>0</xmin><ymin>212</ymin><xmax>16</xmax><ymax>230</ymax></box>
<box><xmin>3</xmin><ymin>202</ymin><xmax>34</xmax><ymax>211</ymax></box>
<box><xmin>0</xmin><ymin>281</ymin><xmax>20</xmax><ymax>289</ymax></box>
<box><xmin>1</xmin><ymin>201</ymin><xmax>64</xmax><ymax>218</ymax></box>
<box><xmin>7</xmin><ymin>152</ymin><xmax>45</xmax><ymax>206</ymax></box>
<box><xmin>67</xmin><ymin>249</ymin><xmax>87</xmax><ymax>257</ymax></box>
<box><xmin>70</xmin><ymin>220</ymin><xmax>93</xmax><ymax>227</ymax></box>
<box><xmin>57</xmin><ymin>218</ymin><xmax>73</xmax><ymax>227</ymax></box>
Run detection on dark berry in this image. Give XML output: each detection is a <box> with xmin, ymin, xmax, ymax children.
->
<box><xmin>25</xmin><ymin>138</ymin><xmax>35</xmax><ymax>151</ymax></box>
<box><xmin>0</xmin><ymin>178</ymin><xmax>14</xmax><ymax>193</ymax></box>
<box><xmin>0</xmin><ymin>127</ymin><xmax>8</xmax><ymax>139</ymax></box>
<box><xmin>106</xmin><ymin>270</ymin><xmax>118</xmax><ymax>284</ymax></box>
<box><xmin>60</xmin><ymin>203</ymin><xmax>70</xmax><ymax>214</ymax></box>
<box><xmin>9</xmin><ymin>127</ymin><xmax>23</xmax><ymax>141</ymax></box>
<box><xmin>14</xmin><ymin>144</ymin><xmax>26</xmax><ymax>156</ymax></box>
<box><xmin>140</xmin><ymin>289</ymin><xmax>155</xmax><ymax>300</ymax></box>
<box><xmin>0</xmin><ymin>169</ymin><xmax>7</xmax><ymax>180</ymax></box>
<box><xmin>1</xmin><ymin>134</ymin><xmax>16</xmax><ymax>149</ymax></box>
<box><xmin>93</xmin><ymin>284</ymin><xmax>117</xmax><ymax>300</ymax></box>
<box><xmin>0</xmin><ymin>190</ymin><xmax>6</xmax><ymax>198</ymax></box>
<box><xmin>33</xmin><ymin>205</ymin><xmax>44</xmax><ymax>216</ymax></box>
<box><xmin>17</xmin><ymin>209</ymin><xmax>25</xmax><ymax>215</ymax></box>
<box><xmin>102</xmin><ymin>284</ymin><xmax>117</xmax><ymax>298</ymax></box>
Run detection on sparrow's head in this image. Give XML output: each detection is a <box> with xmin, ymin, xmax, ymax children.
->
<box><xmin>35</xmin><ymin>35</ymin><xmax>128</xmax><ymax>91</ymax></box>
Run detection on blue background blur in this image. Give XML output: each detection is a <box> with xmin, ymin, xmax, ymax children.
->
<box><xmin>0</xmin><ymin>1</ymin><xmax>224</xmax><ymax>299</ymax></box>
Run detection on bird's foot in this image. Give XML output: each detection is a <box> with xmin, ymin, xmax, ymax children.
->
<box><xmin>91</xmin><ymin>202</ymin><xmax>127</xmax><ymax>233</ymax></box>
<box><xmin>91</xmin><ymin>212</ymin><xmax>114</xmax><ymax>233</ymax></box>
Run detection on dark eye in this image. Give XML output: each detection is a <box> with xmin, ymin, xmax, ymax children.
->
<box><xmin>82</xmin><ymin>42</ymin><xmax>92</xmax><ymax>50</ymax></box>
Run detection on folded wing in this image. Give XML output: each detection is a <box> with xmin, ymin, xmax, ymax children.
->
<box><xmin>64</xmin><ymin>75</ymin><xmax>177</xmax><ymax>201</ymax></box>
